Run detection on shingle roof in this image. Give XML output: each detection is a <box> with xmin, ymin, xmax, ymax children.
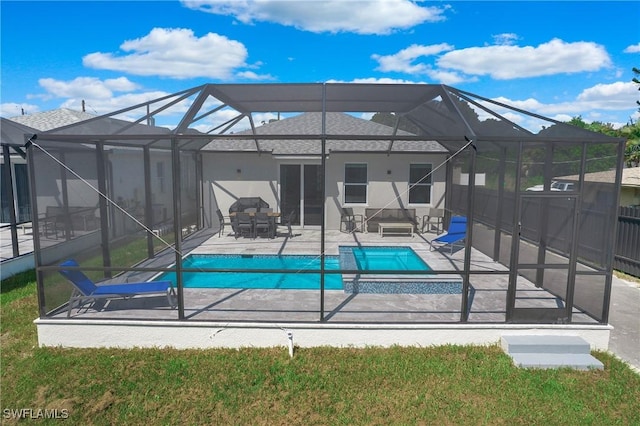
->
<box><xmin>7</xmin><ymin>108</ymin><xmax>95</xmax><ymax>132</ymax></box>
<box><xmin>202</xmin><ymin>112</ymin><xmax>447</xmax><ymax>154</ymax></box>
<box><xmin>622</xmin><ymin>167</ymin><xmax>640</xmax><ymax>187</ymax></box>
<box><xmin>559</xmin><ymin>167</ymin><xmax>640</xmax><ymax>187</ymax></box>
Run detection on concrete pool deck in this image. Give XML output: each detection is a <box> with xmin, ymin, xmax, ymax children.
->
<box><xmin>43</xmin><ymin>228</ymin><xmax>585</xmax><ymax>322</ymax></box>
<box><xmin>40</xmin><ymin>228</ymin><xmax>600</xmax><ymax>324</ymax></box>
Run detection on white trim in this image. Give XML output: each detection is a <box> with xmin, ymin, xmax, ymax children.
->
<box><xmin>408</xmin><ymin>162</ymin><xmax>433</xmax><ymax>205</ymax></box>
<box><xmin>343</xmin><ymin>162</ymin><xmax>368</xmax><ymax>204</ymax></box>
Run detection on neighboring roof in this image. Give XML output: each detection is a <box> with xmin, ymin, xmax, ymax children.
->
<box><xmin>7</xmin><ymin>108</ymin><xmax>96</xmax><ymax>131</ymax></box>
<box><xmin>202</xmin><ymin>112</ymin><xmax>448</xmax><ymax>155</ymax></box>
<box><xmin>558</xmin><ymin>167</ymin><xmax>640</xmax><ymax>187</ymax></box>
<box><xmin>622</xmin><ymin>167</ymin><xmax>640</xmax><ymax>188</ymax></box>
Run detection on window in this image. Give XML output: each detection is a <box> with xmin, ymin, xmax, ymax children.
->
<box><xmin>344</xmin><ymin>163</ymin><xmax>367</xmax><ymax>204</ymax></box>
<box><xmin>409</xmin><ymin>164</ymin><xmax>432</xmax><ymax>204</ymax></box>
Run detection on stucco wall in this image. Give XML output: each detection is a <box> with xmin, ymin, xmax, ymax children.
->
<box><xmin>620</xmin><ymin>186</ymin><xmax>640</xmax><ymax>207</ymax></box>
<box><xmin>202</xmin><ymin>152</ymin><xmax>279</xmax><ymax>228</ymax></box>
<box><xmin>325</xmin><ymin>152</ymin><xmax>448</xmax><ymax>230</ymax></box>
<box><xmin>201</xmin><ymin>151</ymin><xmax>448</xmax><ymax>231</ymax></box>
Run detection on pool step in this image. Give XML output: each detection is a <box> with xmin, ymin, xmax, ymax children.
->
<box><xmin>501</xmin><ymin>335</ymin><xmax>604</xmax><ymax>370</ymax></box>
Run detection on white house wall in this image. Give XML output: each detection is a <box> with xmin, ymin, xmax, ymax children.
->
<box><xmin>33</xmin><ymin>153</ymin><xmax>99</xmax><ymax>217</ymax></box>
<box><xmin>325</xmin><ymin>153</ymin><xmax>448</xmax><ymax>230</ymax></box>
<box><xmin>202</xmin><ymin>152</ymin><xmax>448</xmax><ymax>231</ymax></box>
<box><xmin>202</xmin><ymin>152</ymin><xmax>279</xmax><ymax>227</ymax></box>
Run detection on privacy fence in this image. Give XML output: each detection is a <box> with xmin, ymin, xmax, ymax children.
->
<box><xmin>615</xmin><ymin>206</ymin><xmax>640</xmax><ymax>277</ymax></box>
<box><xmin>451</xmin><ymin>185</ymin><xmax>640</xmax><ymax>278</ymax></box>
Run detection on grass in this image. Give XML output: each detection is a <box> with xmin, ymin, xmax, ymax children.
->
<box><xmin>2</xmin><ymin>271</ymin><xmax>640</xmax><ymax>425</ymax></box>
<box><xmin>614</xmin><ymin>270</ymin><xmax>640</xmax><ymax>286</ymax></box>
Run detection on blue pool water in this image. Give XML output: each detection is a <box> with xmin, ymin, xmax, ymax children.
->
<box><xmin>349</xmin><ymin>246</ymin><xmax>429</xmax><ymax>271</ymax></box>
<box><xmin>157</xmin><ymin>246</ymin><xmax>430</xmax><ymax>290</ymax></box>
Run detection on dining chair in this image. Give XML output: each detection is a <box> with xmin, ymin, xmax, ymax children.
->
<box><xmin>254</xmin><ymin>211</ymin><xmax>274</xmax><ymax>238</ymax></box>
<box><xmin>234</xmin><ymin>212</ymin><xmax>254</xmax><ymax>239</ymax></box>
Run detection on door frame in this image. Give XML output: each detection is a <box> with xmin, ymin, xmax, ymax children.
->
<box><xmin>279</xmin><ymin>161</ymin><xmax>322</xmax><ymax>228</ymax></box>
<box><xmin>506</xmin><ymin>192</ymin><xmax>580</xmax><ymax>323</ymax></box>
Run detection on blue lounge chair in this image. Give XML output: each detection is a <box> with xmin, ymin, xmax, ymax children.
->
<box><xmin>429</xmin><ymin>216</ymin><xmax>467</xmax><ymax>254</ymax></box>
<box><xmin>58</xmin><ymin>259</ymin><xmax>176</xmax><ymax>317</ymax></box>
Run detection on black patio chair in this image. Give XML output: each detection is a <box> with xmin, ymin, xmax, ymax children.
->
<box><xmin>216</xmin><ymin>209</ymin><xmax>233</xmax><ymax>237</ymax></box>
<box><xmin>234</xmin><ymin>212</ymin><xmax>254</xmax><ymax>239</ymax></box>
<box><xmin>254</xmin><ymin>211</ymin><xmax>274</xmax><ymax>239</ymax></box>
<box><xmin>340</xmin><ymin>207</ymin><xmax>363</xmax><ymax>233</ymax></box>
<box><xmin>278</xmin><ymin>210</ymin><xmax>296</xmax><ymax>238</ymax></box>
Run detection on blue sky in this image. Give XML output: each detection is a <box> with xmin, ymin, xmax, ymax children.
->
<box><xmin>1</xmin><ymin>1</ymin><xmax>639</xmax><ymax>128</ymax></box>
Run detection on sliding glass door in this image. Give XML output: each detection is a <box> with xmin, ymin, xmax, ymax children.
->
<box><xmin>280</xmin><ymin>164</ymin><xmax>322</xmax><ymax>227</ymax></box>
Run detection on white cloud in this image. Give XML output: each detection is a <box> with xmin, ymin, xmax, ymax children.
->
<box><xmin>37</xmin><ymin>77</ymin><xmax>140</xmax><ymax>100</ymax></box>
<box><xmin>83</xmin><ymin>28</ymin><xmax>252</xmax><ymax>79</ymax></box>
<box><xmin>576</xmin><ymin>81</ymin><xmax>638</xmax><ymax>110</ymax></box>
<box><xmin>59</xmin><ymin>90</ymin><xmax>180</xmax><ymax>117</ymax></box>
<box><xmin>371</xmin><ymin>38</ymin><xmax>613</xmax><ymax>84</ymax></box>
<box><xmin>492</xmin><ymin>33</ymin><xmax>519</xmax><ymax>46</ymax></box>
<box><xmin>0</xmin><ymin>102</ymin><xmax>41</xmax><ymax>118</ymax></box>
<box><xmin>182</xmin><ymin>0</ymin><xmax>449</xmax><ymax>34</ymax></box>
<box><xmin>372</xmin><ymin>43</ymin><xmax>454</xmax><ymax>74</ymax></box>
<box><xmin>624</xmin><ymin>43</ymin><xmax>640</xmax><ymax>53</ymax></box>
<box><xmin>236</xmin><ymin>70</ymin><xmax>275</xmax><ymax>80</ymax></box>
<box><xmin>326</xmin><ymin>77</ymin><xmax>426</xmax><ymax>84</ymax></box>
<box><xmin>438</xmin><ymin>38</ymin><xmax>611</xmax><ymax>79</ymax></box>
<box><xmin>491</xmin><ymin>81</ymin><xmax>637</xmax><ymax>127</ymax></box>
<box><xmin>22</xmin><ymin>76</ymin><xmax>173</xmax><ymax>117</ymax></box>
<box><xmin>424</xmin><ymin>69</ymin><xmax>471</xmax><ymax>85</ymax></box>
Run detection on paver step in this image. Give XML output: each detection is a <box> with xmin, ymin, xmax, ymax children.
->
<box><xmin>509</xmin><ymin>352</ymin><xmax>604</xmax><ymax>370</ymax></box>
<box><xmin>501</xmin><ymin>335</ymin><xmax>591</xmax><ymax>354</ymax></box>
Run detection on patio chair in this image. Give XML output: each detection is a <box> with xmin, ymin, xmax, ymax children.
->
<box><xmin>254</xmin><ymin>211</ymin><xmax>275</xmax><ymax>238</ymax></box>
<box><xmin>215</xmin><ymin>209</ymin><xmax>233</xmax><ymax>237</ymax></box>
<box><xmin>340</xmin><ymin>207</ymin><xmax>364</xmax><ymax>233</ymax></box>
<box><xmin>278</xmin><ymin>210</ymin><xmax>296</xmax><ymax>238</ymax></box>
<box><xmin>422</xmin><ymin>207</ymin><xmax>444</xmax><ymax>233</ymax></box>
<box><xmin>234</xmin><ymin>212</ymin><xmax>254</xmax><ymax>239</ymax></box>
<box><xmin>429</xmin><ymin>216</ymin><xmax>467</xmax><ymax>254</ymax></box>
<box><xmin>58</xmin><ymin>259</ymin><xmax>176</xmax><ymax>318</ymax></box>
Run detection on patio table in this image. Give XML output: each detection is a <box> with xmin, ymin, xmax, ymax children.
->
<box><xmin>229</xmin><ymin>211</ymin><xmax>281</xmax><ymax>238</ymax></box>
<box><xmin>378</xmin><ymin>222</ymin><xmax>414</xmax><ymax>237</ymax></box>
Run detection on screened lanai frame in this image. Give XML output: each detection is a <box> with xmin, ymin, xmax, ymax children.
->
<box><xmin>26</xmin><ymin>83</ymin><xmax>625</xmax><ymax>325</ymax></box>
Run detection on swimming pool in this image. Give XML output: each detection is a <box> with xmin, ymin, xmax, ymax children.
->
<box><xmin>339</xmin><ymin>246</ymin><xmax>429</xmax><ymax>271</ymax></box>
<box><xmin>157</xmin><ymin>246</ymin><xmax>431</xmax><ymax>290</ymax></box>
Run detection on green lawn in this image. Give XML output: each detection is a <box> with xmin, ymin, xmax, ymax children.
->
<box><xmin>2</xmin><ymin>270</ymin><xmax>639</xmax><ymax>425</ymax></box>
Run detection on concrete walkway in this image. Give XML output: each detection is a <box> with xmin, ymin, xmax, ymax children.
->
<box><xmin>608</xmin><ymin>275</ymin><xmax>640</xmax><ymax>372</ymax></box>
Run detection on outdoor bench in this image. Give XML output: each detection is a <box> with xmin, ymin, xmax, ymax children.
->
<box><xmin>43</xmin><ymin>206</ymin><xmax>98</xmax><ymax>237</ymax></box>
<box><xmin>364</xmin><ymin>208</ymin><xmax>418</xmax><ymax>234</ymax></box>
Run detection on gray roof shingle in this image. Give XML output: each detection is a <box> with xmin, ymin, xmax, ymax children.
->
<box><xmin>203</xmin><ymin>112</ymin><xmax>447</xmax><ymax>155</ymax></box>
<box><xmin>7</xmin><ymin>108</ymin><xmax>95</xmax><ymax>131</ymax></box>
